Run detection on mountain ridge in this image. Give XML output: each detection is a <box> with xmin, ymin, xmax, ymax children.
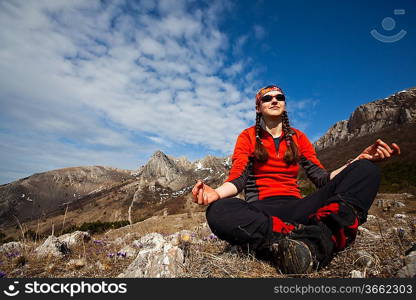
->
<box><xmin>314</xmin><ymin>87</ymin><xmax>416</xmax><ymax>151</ymax></box>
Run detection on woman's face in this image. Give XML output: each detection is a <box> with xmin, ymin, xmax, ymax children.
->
<box><xmin>256</xmin><ymin>90</ymin><xmax>286</xmax><ymax>117</ymax></box>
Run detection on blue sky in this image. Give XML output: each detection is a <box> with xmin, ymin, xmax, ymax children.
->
<box><xmin>0</xmin><ymin>0</ymin><xmax>415</xmax><ymax>184</ymax></box>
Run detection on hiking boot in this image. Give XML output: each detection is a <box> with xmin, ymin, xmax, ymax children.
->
<box><xmin>273</xmin><ymin>238</ymin><xmax>314</xmax><ymax>274</ymax></box>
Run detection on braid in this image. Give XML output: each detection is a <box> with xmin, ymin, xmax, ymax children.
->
<box><xmin>254</xmin><ymin>113</ymin><xmax>269</xmax><ymax>162</ymax></box>
<box><xmin>282</xmin><ymin>111</ymin><xmax>299</xmax><ymax>165</ymax></box>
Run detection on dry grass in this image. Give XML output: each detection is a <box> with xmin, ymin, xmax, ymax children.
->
<box><xmin>1</xmin><ymin>196</ymin><xmax>415</xmax><ymax>278</ymax></box>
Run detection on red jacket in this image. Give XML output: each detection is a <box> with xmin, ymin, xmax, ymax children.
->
<box><xmin>225</xmin><ymin>126</ymin><xmax>329</xmax><ymax>201</ymax></box>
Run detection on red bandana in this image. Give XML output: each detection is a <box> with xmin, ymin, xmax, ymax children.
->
<box><xmin>255</xmin><ymin>85</ymin><xmax>284</xmax><ymax>108</ymax></box>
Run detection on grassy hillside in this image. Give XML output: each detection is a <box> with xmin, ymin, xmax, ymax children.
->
<box><xmin>316</xmin><ymin>123</ymin><xmax>416</xmax><ymax>194</ymax></box>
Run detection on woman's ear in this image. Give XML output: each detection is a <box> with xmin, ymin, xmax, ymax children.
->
<box><xmin>256</xmin><ymin>106</ymin><xmax>261</xmax><ymax>114</ymax></box>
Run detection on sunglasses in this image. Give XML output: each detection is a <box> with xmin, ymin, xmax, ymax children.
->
<box><xmin>261</xmin><ymin>94</ymin><xmax>285</xmax><ymax>102</ymax></box>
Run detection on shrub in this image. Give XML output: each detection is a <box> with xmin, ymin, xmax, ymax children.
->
<box><xmin>61</xmin><ymin>220</ymin><xmax>130</xmax><ymax>235</ymax></box>
<box><xmin>379</xmin><ymin>161</ymin><xmax>416</xmax><ymax>193</ymax></box>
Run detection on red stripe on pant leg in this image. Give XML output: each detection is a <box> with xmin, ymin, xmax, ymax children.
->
<box><xmin>333</xmin><ymin>228</ymin><xmax>347</xmax><ymax>251</ymax></box>
<box><xmin>332</xmin><ymin>217</ymin><xmax>359</xmax><ymax>252</ymax></box>
<box><xmin>345</xmin><ymin>217</ymin><xmax>359</xmax><ymax>244</ymax></box>
<box><xmin>308</xmin><ymin>202</ymin><xmax>340</xmax><ymax>221</ymax></box>
<box><xmin>271</xmin><ymin>216</ymin><xmax>295</xmax><ymax>234</ymax></box>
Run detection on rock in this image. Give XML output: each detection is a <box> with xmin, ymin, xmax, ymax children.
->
<box><xmin>133</xmin><ymin>151</ymin><xmax>187</xmax><ymax>190</ymax></box>
<box><xmin>59</xmin><ymin>231</ymin><xmax>91</xmax><ymax>248</ymax></box>
<box><xmin>394</xmin><ymin>201</ymin><xmax>406</xmax><ymax>208</ymax></box>
<box><xmin>377</xmin><ymin>199</ymin><xmax>387</xmax><ymax>208</ymax></box>
<box><xmin>357</xmin><ymin>227</ymin><xmax>382</xmax><ymax>240</ymax></box>
<box><xmin>111</xmin><ymin>232</ymin><xmax>138</xmax><ymax>246</ymax></box>
<box><xmin>402</xmin><ymin>193</ymin><xmax>414</xmax><ymax>199</ymax></box>
<box><xmin>314</xmin><ymin>87</ymin><xmax>416</xmax><ymax>151</ymax></box>
<box><xmin>118</xmin><ymin>233</ymin><xmax>184</xmax><ymax>278</ymax></box>
<box><xmin>133</xmin><ymin>233</ymin><xmax>166</xmax><ymax>251</ymax></box>
<box><xmin>0</xmin><ymin>241</ymin><xmax>25</xmax><ymax>256</ymax></box>
<box><xmin>366</xmin><ymin>215</ymin><xmax>376</xmax><ymax>221</ymax></box>
<box><xmin>67</xmin><ymin>258</ymin><xmax>87</xmax><ymax>269</ymax></box>
<box><xmin>405</xmin><ymin>244</ymin><xmax>416</xmax><ymax>256</ymax></box>
<box><xmin>397</xmin><ymin>251</ymin><xmax>416</xmax><ymax>278</ymax></box>
<box><xmin>355</xmin><ymin>250</ymin><xmax>374</xmax><ymax>267</ymax></box>
<box><xmin>394</xmin><ymin>214</ymin><xmax>407</xmax><ymax>219</ymax></box>
<box><xmin>35</xmin><ymin>235</ymin><xmax>70</xmax><ymax>258</ymax></box>
<box><xmin>350</xmin><ymin>270</ymin><xmax>365</xmax><ymax>278</ymax></box>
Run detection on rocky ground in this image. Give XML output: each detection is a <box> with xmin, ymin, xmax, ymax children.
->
<box><xmin>0</xmin><ymin>193</ymin><xmax>415</xmax><ymax>278</ymax></box>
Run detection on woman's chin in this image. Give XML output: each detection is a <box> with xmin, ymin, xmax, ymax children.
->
<box><xmin>265</xmin><ymin>111</ymin><xmax>283</xmax><ymax>116</ymax></box>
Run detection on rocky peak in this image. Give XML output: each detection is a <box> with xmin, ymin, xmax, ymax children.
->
<box><xmin>194</xmin><ymin>155</ymin><xmax>231</xmax><ymax>173</ymax></box>
<box><xmin>315</xmin><ymin>87</ymin><xmax>416</xmax><ymax>151</ymax></box>
<box><xmin>169</xmin><ymin>156</ymin><xmax>193</xmax><ymax>171</ymax></box>
<box><xmin>136</xmin><ymin>150</ymin><xmax>183</xmax><ymax>182</ymax></box>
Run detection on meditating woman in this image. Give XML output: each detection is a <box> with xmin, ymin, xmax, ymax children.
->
<box><xmin>192</xmin><ymin>85</ymin><xmax>401</xmax><ymax>274</ymax></box>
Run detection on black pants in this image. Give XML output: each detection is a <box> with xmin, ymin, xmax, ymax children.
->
<box><xmin>206</xmin><ymin>160</ymin><xmax>381</xmax><ymax>260</ymax></box>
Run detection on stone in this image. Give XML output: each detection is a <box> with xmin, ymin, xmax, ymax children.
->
<box><xmin>405</xmin><ymin>244</ymin><xmax>416</xmax><ymax>256</ymax></box>
<box><xmin>394</xmin><ymin>214</ymin><xmax>407</xmax><ymax>219</ymax></box>
<box><xmin>67</xmin><ymin>258</ymin><xmax>87</xmax><ymax>269</ymax></box>
<box><xmin>355</xmin><ymin>250</ymin><xmax>374</xmax><ymax>267</ymax></box>
<box><xmin>111</xmin><ymin>232</ymin><xmax>138</xmax><ymax>246</ymax></box>
<box><xmin>118</xmin><ymin>233</ymin><xmax>184</xmax><ymax>278</ymax></box>
<box><xmin>0</xmin><ymin>242</ymin><xmax>25</xmax><ymax>256</ymax></box>
<box><xmin>350</xmin><ymin>270</ymin><xmax>365</xmax><ymax>278</ymax></box>
<box><xmin>132</xmin><ymin>233</ymin><xmax>166</xmax><ymax>251</ymax></box>
<box><xmin>377</xmin><ymin>199</ymin><xmax>387</xmax><ymax>208</ymax></box>
<box><xmin>394</xmin><ymin>201</ymin><xmax>406</xmax><ymax>208</ymax></box>
<box><xmin>357</xmin><ymin>227</ymin><xmax>382</xmax><ymax>240</ymax></box>
<box><xmin>35</xmin><ymin>235</ymin><xmax>70</xmax><ymax>258</ymax></box>
<box><xmin>59</xmin><ymin>231</ymin><xmax>91</xmax><ymax>248</ymax></box>
<box><xmin>397</xmin><ymin>251</ymin><xmax>416</xmax><ymax>278</ymax></box>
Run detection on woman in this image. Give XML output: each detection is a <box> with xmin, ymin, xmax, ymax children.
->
<box><xmin>192</xmin><ymin>85</ymin><xmax>401</xmax><ymax>275</ymax></box>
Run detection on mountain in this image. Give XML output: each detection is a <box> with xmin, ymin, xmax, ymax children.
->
<box><xmin>0</xmin><ymin>152</ymin><xmax>231</xmax><ymax>238</ymax></box>
<box><xmin>314</xmin><ymin>87</ymin><xmax>416</xmax><ymax>151</ymax></box>
<box><xmin>313</xmin><ymin>87</ymin><xmax>416</xmax><ymax>194</ymax></box>
<box><xmin>0</xmin><ymin>166</ymin><xmax>134</xmax><ymax>227</ymax></box>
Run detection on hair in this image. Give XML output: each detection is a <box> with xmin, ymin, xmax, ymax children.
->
<box><xmin>254</xmin><ymin>111</ymin><xmax>299</xmax><ymax>165</ymax></box>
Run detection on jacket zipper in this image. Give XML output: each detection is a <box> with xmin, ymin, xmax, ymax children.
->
<box><xmin>261</xmin><ymin>127</ymin><xmax>284</xmax><ymax>159</ymax></box>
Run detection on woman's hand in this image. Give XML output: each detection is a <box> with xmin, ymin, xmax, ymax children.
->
<box><xmin>357</xmin><ymin>139</ymin><xmax>401</xmax><ymax>162</ymax></box>
<box><xmin>191</xmin><ymin>180</ymin><xmax>220</xmax><ymax>205</ymax></box>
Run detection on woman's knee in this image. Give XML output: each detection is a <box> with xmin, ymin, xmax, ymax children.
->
<box><xmin>351</xmin><ymin>159</ymin><xmax>381</xmax><ymax>181</ymax></box>
<box><xmin>205</xmin><ymin>197</ymin><xmax>244</xmax><ymax>230</ymax></box>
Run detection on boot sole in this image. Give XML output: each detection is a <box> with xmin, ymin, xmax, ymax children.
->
<box><xmin>276</xmin><ymin>238</ymin><xmax>313</xmax><ymax>274</ymax></box>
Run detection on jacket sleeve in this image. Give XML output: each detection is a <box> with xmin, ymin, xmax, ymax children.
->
<box><xmin>298</xmin><ymin>131</ymin><xmax>330</xmax><ymax>188</ymax></box>
<box><xmin>224</xmin><ymin>129</ymin><xmax>254</xmax><ymax>193</ymax></box>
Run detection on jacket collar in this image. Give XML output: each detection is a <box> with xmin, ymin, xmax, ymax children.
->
<box><xmin>260</xmin><ymin>117</ymin><xmax>284</xmax><ymax>139</ymax></box>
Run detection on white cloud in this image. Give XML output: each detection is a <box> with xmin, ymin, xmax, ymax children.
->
<box><xmin>0</xmin><ymin>0</ymin><xmax>251</xmax><ymax>183</ymax></box>
<box><xmin>0</xmin><ymin>0</ymin><xmax>317</xmax><ymax>184</ymax></box>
